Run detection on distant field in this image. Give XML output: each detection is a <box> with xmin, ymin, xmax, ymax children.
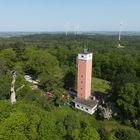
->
<box><xmin>92</xmin><ymin>77</ymin><xmax>111</xmax><ymax>93</ymax></box>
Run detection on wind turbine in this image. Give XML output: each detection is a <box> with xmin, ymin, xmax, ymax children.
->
<box><xmin>119</xmin><ymin>21</ymin><xmax>123</xmax><ymax>41</ymax></box>
<box><xmin>117</xmin><ymin>21</ymin><xmax>125</xmax><ymax>48</ymax></box>
<box><xmin>75</xmin><ymin>24</ymin><xmax>80</xmax><ymax>35</ymax></box>
<box><xmin>65</xmin><ymin>23</ymin><xmax>69</xmax><ymax>36</ymax></box>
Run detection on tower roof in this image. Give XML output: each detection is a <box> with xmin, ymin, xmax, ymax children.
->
<box><xmin>73</xmin><ymin>97</ymin><xmax>98</xmax><ymax>108</ymax></box>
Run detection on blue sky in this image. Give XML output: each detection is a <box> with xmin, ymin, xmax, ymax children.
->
<box><xmin>0</xmin><ymin>0</ymin><xmax>139</xmax><ymax>31</ymax></box>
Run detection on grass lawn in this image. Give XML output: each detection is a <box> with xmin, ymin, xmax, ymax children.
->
<box><xmin>92</xmin><ymin>77</ymin><xmax>111</xmax><ymax>93</ymax></box>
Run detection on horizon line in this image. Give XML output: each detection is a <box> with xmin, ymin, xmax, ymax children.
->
<box><xmin>0</xmin><ymin>31</ymin><xmax>140</xmax><ymax>33</ymax></box>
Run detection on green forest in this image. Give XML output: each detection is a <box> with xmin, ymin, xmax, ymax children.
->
<box><xmin>0</xmin><ymin>34</ymin><xmax>140</xmax><ymax>140</ymax></box>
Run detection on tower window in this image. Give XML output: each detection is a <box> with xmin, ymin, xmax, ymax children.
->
<box><xmin>85</xmin><ymin>108</ymin><xmax>88</xmax><ymax>111</ymax></box>
<box><xmin>81</xmin><ymin>81</ymin><xmax>83</xmax><ymax>84</ymax></box>
<box><xmin>81</xmin><ymin>55</ymin><xmax>84</xmax><ymax>58</ymax></box>
<box><xmin>81</xmin><ymin>88</ymin><xmax>82</xmax><ymax>90</ymax></box>
<box><xmin>81</xmin><ymin>75</ymin><xmax>83</xmax><ymax>78</ymax></box>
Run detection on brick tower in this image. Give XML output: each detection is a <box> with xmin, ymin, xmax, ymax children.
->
<box><xmin>73</xmin><ymin>49</ymin><xmax>97</xmax><ymax>114</ymax></box>
<box><xmin>77</xmin><ymin>49</ymin><xmax>92</xmax><ymax>99</ymax></box>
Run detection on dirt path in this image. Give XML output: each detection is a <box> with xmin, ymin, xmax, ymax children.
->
<box><xmin>11</xmin><ymin>71</ymin><xmax>16</xmax><ymax>104</ymax></box>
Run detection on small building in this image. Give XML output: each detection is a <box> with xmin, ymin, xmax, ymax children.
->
<box><xmin>73</xmin><ymin>97</ymin><xmax>98</xmax><ymax>114</ymax></box>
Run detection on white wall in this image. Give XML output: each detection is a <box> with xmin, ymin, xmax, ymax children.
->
<box><xmin>78</xmin><ymin>53</ymin><xmax>92</xmax><ymax>61</ymax></box>
<box><xmin>75</xmin><ymin>102</ymin><xmax>97</xmax><ymax>115</ymax></box>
